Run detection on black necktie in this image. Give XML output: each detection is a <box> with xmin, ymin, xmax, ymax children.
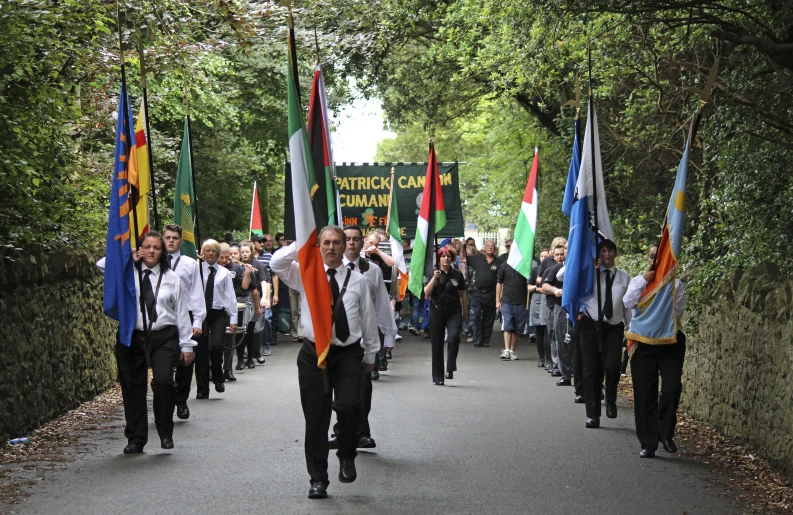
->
<box><xmin>348</xmin><ymin>262</ymin><xmax>356</xmax><ymax>273</ymax></box>
<box><xmin>604</xmin><ymin>269</ymin><xmax>613</xmax><ymax>320</ymax></box>
<box><xmin>141</xmin><ymin>269</ymin><xmax>157</xmax><ymax>324</ymax></box>
<box><xmin>169</xmin><ymin>254</ymin><xmax>173</xmax><ymax>267</ymax></box>
<box><xmin>327</xmin><ymin>268</ymin><xmax>350</xmax><ymax>342</ymax></box>
<box><xmin>205</xmin><ymin>265</ymin><xmax>216</xmax><ymax>309</ymax></box>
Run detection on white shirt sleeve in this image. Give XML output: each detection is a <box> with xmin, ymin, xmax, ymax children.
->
<box><xmin>189</xmin><ymin>260</ymin><xmax>206</xmax><ymax>328</ymax></box>
<box><xmin>556</xmin><ymin>265</ymin><xmax>565</xmax><ymax>282</ymax></box>
<box><xmin>175</xmin><ymin>278</ymin><xmax>196</xmax><ymax>351</ymax></box>
<box><xmin>623</xmin><ymin>275</ymin><xmax>648</xmax><ymax>310</ymax></box>
<box><xmin>269</xmin><ymin>242</ymin><xmax>303</xmax><ymax>292</ymax></box>
<box><xmin>372</xmin><ymin>266</ymin><xmax>398</xmax><ymax>346</ymax></box>
<box><xmin>224</xmin><ymin>271</ymin><xmax>238</xmax><ymax>325</ymax></box>
<box><xmin>359</xmin><ymin>284</ymin><xmax>381</xmax><ymax>364</ymax></box>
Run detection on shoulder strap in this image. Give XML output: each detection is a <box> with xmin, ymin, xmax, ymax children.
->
<box><xmin>358</xmin><ymin>257</ymin><xmax>370</xmax><ymax>272</ymax></box>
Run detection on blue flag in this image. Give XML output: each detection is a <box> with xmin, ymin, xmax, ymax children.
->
<box><xmin>561</xmin><ymin>119</ymin><xmax>581</xmax><ymax>217</ymax></box>
<box><xmin>103</xmin><ymin>79</ymin><xmax>138</xmax><ymax>346</ymax></box>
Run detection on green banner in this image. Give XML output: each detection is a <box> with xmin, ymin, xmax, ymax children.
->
<box><xmin>284</xmin><ymin>162</ymin><xmax>464</xmax><ymax>240</ymax></box>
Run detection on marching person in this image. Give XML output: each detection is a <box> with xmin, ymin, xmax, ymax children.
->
<box><xmin>270</xmin><ymin>226</ymin><xmax>380</xmax><ymax>500</ymax></box>
<box><xmin>528</xmin><ymin>249</ymin><xmax>549</xmax><ymax>367</ymax></box>
<box><xmin>326</xmin><ymin>225</ymin><xmax>398</xmax><ymax>450</ymax></box>
<box><xmin>109</xmin><ymin>231</ymin><xmax>194</xmax><ymax>453</ymax></box>
<box><xmin>578</xmin><ymin>239</ymin><xmax>631</xmax><ymax>429</ymax></box>
<box><xmin>496</xmin><ymin>259</ymin><xmax>527</xmax><ymax>361</ymax></box>
<box><xmin>466</xmin><ymin>239</ymin><xmax>502</xmax><ymax>348</ymax></box>
<box><xmin>543</xmin><ymin>243</ymin><xmax>571</xmax><ymax>384</ymax></box>
<box><xmin>364</xmin><ymin>232</ymin><xmax>395</xmax><ymax>370</ymax></box>
<box><xmin>195</xmin><ymin>239</ymin><xmax>238</xmax><ymax>399</ymax></box>
<box><xmin>424</xmin><ymin>247</ymin><xmax>469</xmax><ymax>384</ymax></box>
<box><xmin>162</xmin><ymin>224</ymin><xmax>206</xmax><ymax>421</ymax></box>
<box><xmin>219</xmin><ymin>242</ymin><xmax>244</xmax><ymax>382</ymax></box>
<box><xmin>238</xmin><ymin>241</ymin><xmax>264</xmax><ymax>369</ymax></box>
<box><xmin>624</xmin><ymin>245</ymin><xmax>686</xmax><ymax>458</ymax></box>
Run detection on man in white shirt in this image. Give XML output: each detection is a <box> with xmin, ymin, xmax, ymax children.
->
<box><xmin>163</xmin><ymin>224</ymin><xmax>205</xmax><ymax>420</ymax></box>
<box><xmin>578</xmin><ymin>239</ymin><xmax>632</xmax><ymax>429</ymax></box>
<box><xmin>324</xmin><ymin>226</ymin><xmax>398</xmax><ymax>450</ymax></box>
<box><xmin>270</xmin><ymin>226</ymin><xmax>379</xmax><ymax>500</ymax></box>
<box><xmin>623</xmin><ymin>245</ymin><xmax>686</xmax><ymax>458</ymax></box>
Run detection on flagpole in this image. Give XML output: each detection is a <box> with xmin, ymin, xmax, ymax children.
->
<box><xmin>138</xmin><ymin>36</ymin><xmax>160</xmax><ymax>232</ymax></box>
<box><xmin>385</xmin><ymin>167</ymin><xmax>395</xmax><ymax>230</ymax></box>
<box><xmin>116</xmin><ymin>1</ymin><xmax>140</xmax><ymax>252</ymax></box>
<box><xmin>588</xmin><ymin>43</ymin><xmax>604</xmax><ymax>329</ymax></box>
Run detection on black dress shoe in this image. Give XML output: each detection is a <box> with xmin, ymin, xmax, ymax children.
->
<box><xmin>224</xmin><ymin>370</ymin><xmax>236</xmax><ymax>381</ymax></box>
<box><xmin>433</xmin><ymin>380</ymin><xmax>444</xmax><ymax>386</ymax></box>
<box><xmin>357</xmin><ymin>435</ymin><xmax>376</xmax><ymax>449</ymax></box>
<box><xmin>371</xmin><ymin>369</ymin><xmax>380</xmax><ymax>380</ymax></box>
<box><xmin>176</xmin><ymin>404</ymin><xmax>190</xmax><ymax>420</ymax></box>
<box><xmin>445</xmin><ymin>371</ymin><xmax>453</xmax><ymax>380</ymax></box>
<box><xmin>661</xmin><ymin>438</ymin><xmax>677</xmax><ymax>453</ymax></box>
<box><xmin>473</xmin><ymin>342</ymin><xmax>483</xmax><ymax>347</ymax></box>
<box><xmin>606</xmin><ymin>401</ymin><xmax>617</xmax><ymax>418</ymax></box>
<box><xmin>339</xmin><ymin>458</ymin><xmax>357</xmax><ymax>483</ymax></box>
<box><xmin>556</xmin><ymin>378</ymin><xmax>571</xmax><ymax>386</ymax></box>
<box><xmin>308</xmin><ymin>480</ymin><xmax>328</xmax><ymax>499</ymax></box>
<box><xmin>328</xmin><ymin>435</ymin><xmax>339</xmax><ymax>449</ymax></box>
<box><xmin>574</xmin><ymin>395</ymin><xmax>585</xmax><ymax>404</ymax></box>
<box><xmin>160</xmin><ymin>437</ymin><xmax>174</xmax><ymax>449</ymax></box>
<box><xmin>256</xmin><ymin>357</ymin><xmax>266</xmax><ymax>364</ymax></box>
<box><xmin>235</xmin><ymin>361</ymin><xmax>245</xmax><ymax>370</ymax></box>
<box><xmin>482</xmin><ymin>343</ymin><xmax>490</xmax><ymax>347</ymax></box>
<box><xmin>214</xmin><ymin>382</ymin><xmax>225</xmax><ymax>393</ymax></box>
<box><xmin>640</xmin><ymin>448</ymin><xmax>655</xmax><ymax>458</ymax></box>
<box><xmin>196</xmin><ymin>391</ymin><xmax>209</xmax><ymax>400</ymax></box>
<box><xmin>377</xmin><ymin>362</ymin><xmax>388</xmax><ymax>371</ymax></box>
<box><xmin>536</xmin><ymin>360</ymin><xmax>545</xmax><ymax>368</ymax></box>
<box><xmin>385</xmin><ymin>350</ymin><xmax>392</xmax><ymax>359</ymax></box>
<box><xmin>246</xmin><ymin>360</ymin><xmax>256</xmax><ymax>369</ymax></box>
<box><xmin>585</xmin><ymin>417</ymin><xmax>600</xmax><ymax>429</ymax></box>
<box><xmin>551</xmin><ymin>369</ymin><xmax>562</xmax><ymax>377</ymax></box>
<box><xmin>123</xmin><ymin>443</ymin><xmax>144</xmax><ymax>454</ymax></box>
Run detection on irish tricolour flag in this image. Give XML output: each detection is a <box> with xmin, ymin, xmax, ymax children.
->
<box><xmin>287</xmin><ymin>23</ymin><xmax>333</xmax><ymax>367</ymax></box>
<box><xmin>408</xmin><ymin>142</ymin><xmax>446</xmax><ymax>297</ymax></box>
<box><xmin>387</xmin><ymin>171</ymin><xmax>409</xmax><ymax>300</ymax></box>
<box><xmin>507</xmin><ymin>148</ymin><xmax>539</xmax><ymax>279</ymax></box>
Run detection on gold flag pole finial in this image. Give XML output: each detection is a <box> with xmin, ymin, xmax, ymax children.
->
<box><xmin>687</xmin><ymin>58</ymin><xmax>720</xmax><ymax>114</ymax></box>
<box><xmin>564</xmin><ymin>74</ymin><xmax>582</xmax><ymax>119</ymax></box>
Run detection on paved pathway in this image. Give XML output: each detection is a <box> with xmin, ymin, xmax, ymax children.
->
<box><xmin>7</xmin><ymin>333</ymin><xmax>740</xmax><ymax>514</ymax></box>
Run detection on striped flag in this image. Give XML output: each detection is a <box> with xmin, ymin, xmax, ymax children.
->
<box><xmin>250</xmin><ymin>181</ymin><xmax>263</xmax><ymax>237</ymax></box>
<box><xmin>387</xmin><ymin>172</ymin><xmax>409</xmax><ymax>300</ymax></box>
<box><xmin>128</xmin><ymin>101</ymin><xmax>150</xmax><ymax>248</ymax></box>
<box><xmin>103</xmin><ymin>79</ymin><xmax>137</xmax><ymax>346</ymax></box>
<box><xmin>626</xmin><ymin>121</ymin><xmax>692</xmax><ymax>355</ymax></box>
<box><xmin>307</xmin><ymin>66</ymin><xmax>342</xmax><ymax>227</ymax></box>
<box><xmin>507</xmin><ymin>147</ymin><xmax>539</xmax><ymax>279</ymax></box>
<box><xmin>287</xmin><ymin>22</ymin><xmax>333</xmax><ymax>368</ymax></box>
<box><xmin>408</xmin><ymin>142</ymin><xmax>446</xmax><ymax>297</ymax></box>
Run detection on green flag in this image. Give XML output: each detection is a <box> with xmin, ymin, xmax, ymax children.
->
<box><xmin>174</xmin><ymin>117</ymin><xmax>197</xmax><ymax>258</ymax></box>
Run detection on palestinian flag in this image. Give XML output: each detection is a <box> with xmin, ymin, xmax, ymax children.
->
<box><xmin>287</xmin><ymin>17</ymin><xmax>333</xmax><ymax>367</ymax></box>
<box><xmin>387</xmin><ymin>171</ymin><xmax>409</xmax><ymax>300</ymax></box>
<box><xmin>173</xmin><ymin>117</ymin><xmax>197</xmax><ymax>258</ymax></box>
<box><xmin>507</xmin><ymin>147</ymin><xmax>539</xmax><ymax>279</ymax></box>
<box><xmin>408</xmin><ymin>142</ymin><xmax>446</xmax><ymax>297</ymax></box>
<box><xmin>250</xmin><ymin>181</ymin><xmax>263</xmax><ymax>237</ymax></box>
<box><xmin>307</xmin><ymin>65</ymin><xmax>342</xmax><ymax>227</ymax></box>
<box><xmin>128</xmin><ymin>100</ymin><xmax>150</xmax><ymax>248</ymax></box>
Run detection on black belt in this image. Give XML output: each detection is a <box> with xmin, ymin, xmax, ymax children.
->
<box><xmin>476</xmin><ymin>288</ymin><xmax>495</xmax><ymax>293</ymax></box>
<box><xmin>581</xmin><ymin>315</ymin><xmax>621</xmax><ymax>329</ymax></box>
<box><xmin>133</xmin><ymin>326</ymin><xmax>177</xmax><ymax>338</ymax></box>
<box><xmin>304</xmin><ymin>338</ymin><xmax>362</xmax><ymax>351</ymax></box>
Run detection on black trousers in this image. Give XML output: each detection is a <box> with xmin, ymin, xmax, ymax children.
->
<box><xmin>534</xmin><ymin>325</ymin><xmax>547</xmax><ymax>362</ymax></box>
<box><xmin>631</xmin><ymin>333</ymin><xmax>686</xmax><ymax>450</ymax></box>
<box><xmin>429</xmin><ymin>305</ymin><xmax>463</xmax><ymax>382</ymax></box>
<box><xmin>237</xmin><ymin>320</ymin><xmax>257</xmax><ymax>364</ymax></box>
<box><xmin>298</xmin><ymin>340</ymin><xmax>364</xmax><ymax>483</ymax></box>
<box><xmin>571</xmin><ymin>326</ymin><xmax>584</xmax><ymax>397</ymax></box>
<box><xmin>578</xmin><ymin>317</ymin><xmax>624</xmax><ymax>419</ymax></box>
<box><xmin>195</xmin><ymin>309</ymin><xmax>228</xmax><ymax>395</ymax></box>
<box><xmin>115</xmin><ymin>327</ymin><xmax>180</xmax><ymax>445</ymax></box>
<box><xmin>470</xmin><ymin>289</ymin><xmax>496</xmax><ymax>345</ymax></box>
<box><xmin>334</xmin><ymin>331</ymin><xmax>383</xmax><ymax>439</ymax></box>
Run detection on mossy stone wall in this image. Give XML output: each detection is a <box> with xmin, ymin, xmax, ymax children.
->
<box><xmin>682</xmin><ymin>262</ymin><xmax>793</xmax><ymax>477</ymax></box>
<box><xmin>0</xmin><ymin>246</ymin><xmax>117</xmax><ymax>442</ymax></box>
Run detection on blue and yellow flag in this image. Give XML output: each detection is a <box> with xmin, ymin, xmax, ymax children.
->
<box><xmin>625</xmin><ymin>122</ymin><xmax>691</xmax><ymax>354</ymax></box>
<box><xmin>103</xmin><ymin>79</ymin><xmax>138</xmax><ymax>346</ymax></box>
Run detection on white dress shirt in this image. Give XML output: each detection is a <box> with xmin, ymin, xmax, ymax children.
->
<box><xmin>581</xmin><ymin>266</ymin><xmax>632</xmax><ymax>327</ymax></box>
<box><xmin>134</xmin><ymin>263</ymin><xmax>195</xmax><ymax>351</ymax></box>
<box><xmin>202</xmin><ymin>260</ymin><xmax>238</xmax><ymax>324</ymax></box>
<box><xmin>270</xmin><ymin>243</ymin><xmax>380</xmax><ymax>364</ymax></box>
<box><xmin>623</xmin><ymin>275</ymin><xmax>686</xmax><ymax>326</ymax></box>
<box><xmin>168</xmin><ymin>251</ymin><xmax>206</xmax><ymax>329</ymax></box>
<box><xmin>344</xmin><ymin>255</ymin><xmax>399</xmax><ymax>348</ymax></box>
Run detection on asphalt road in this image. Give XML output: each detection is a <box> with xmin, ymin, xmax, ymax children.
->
<box><xmin>7</xmin><ymin>331</ymin><xmax>740</xmax><ymax>514</ymax></box>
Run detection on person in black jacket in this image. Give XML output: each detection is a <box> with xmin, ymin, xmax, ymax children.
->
<box><xmin>424</xmin><ymin>247</ymin><xmax>469</xmax><ymax>384</ymax></box>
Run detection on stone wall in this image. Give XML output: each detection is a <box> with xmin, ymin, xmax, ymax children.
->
<box><xmin>681</xmin><ymin>262</ymin><xmax>793</xmax><ymax>477</ymax></box>
<box><xmin>0</xmin><ymin>247</ymin><xmax>117</xmax><ymax>442</ymax></box>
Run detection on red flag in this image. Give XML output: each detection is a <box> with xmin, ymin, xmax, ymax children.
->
<box><xmin>250</xmin><ymin>181</ymin><xmax>263</xmax><ymax>237</ymax></box>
